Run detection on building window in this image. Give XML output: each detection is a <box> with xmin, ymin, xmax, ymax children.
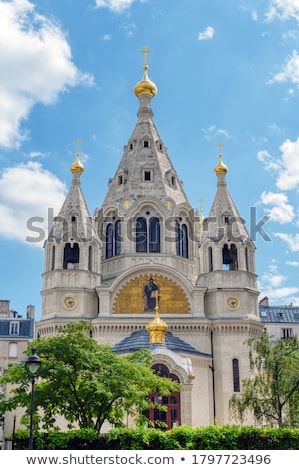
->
<box><xmin>145</xmin><ymin>364</ymin><xmax>180</xmax><ymax>430</ymax></box>
<box><xmin>232</xmin><ymin>358</ymin><xmax>240</xmax><ymax>392</ymax></box>
<box><xmin>136</xmin><ymin>216</ymin><xmax>160</xmax><ymax>253</ymax></box>
<box><xmin>175</xmin><ymin>221</ymin><xmax>188</xmax><ymax>258</ymax></box>
<box><xmin>222</xmin><ymin>244</ymin><xmax>238</xmax><ymax>270</ymax></box>
<box><xmin>8</xmin><ymin>342</ymin><xmax>18</xmax><ymax>358</ymax></box>
<box><xmin>106</xmin><ymin>221</ymin><xmax>122</xmax><ymax>259</ymax></box>
<box><xmin>63</xmin><ymin>242</ymin><xmax>79</xmax><ymax>269</ymax></box>
<box><xmin>118</xmin><ymin>175</ymin><xmax>123</xmax><ymax>185</ymax></box>
<box><xmin>88</xmin><ymin>245</ymin><xmax>93</xmax><ymax>271</ymax></box>
<box><xmin>209</xmin><ymin>246</ymin><xmax>213</xmax><ymax>271</ymax></box>
<box><xmin>144</xmin><ymin>170</ymin><xmax>151</xmax><ymax>181</ymax></box>
<box><xmin>10</xmin><ymin>322</ymin><xmax>19</xmax><ymax>335</ymax></box>
<box><xmin>281</xmin><ymin>328</ymin><xmax>293</xmax><ymax>339</ymax></box>
<box><xmin>144</xmin><ymin>140</ymin><xmax>149</xmax><ymax>148</ymax></box>
<box><xmin>51</xmin><ymin>245</ymin><xmax>55</xmax><ymax>271</ymax></box>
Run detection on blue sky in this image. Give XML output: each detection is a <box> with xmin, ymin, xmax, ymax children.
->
<box><xmin>1</xmin><ymin>0</ymin><xmax>299</xmax><ymax>320</ymax></box>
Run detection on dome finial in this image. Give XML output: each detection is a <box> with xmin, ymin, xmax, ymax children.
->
<box><xmin>70</xmin><ymin>139</ymin><xmax>84</xmax><ymax>174</ymax></box>
<box><xmin>214</xmin><ymin>141</ymin><xmax>228</xmax><ymax>175</ymax></box>
<box><xmin>134</xmin><ymin>46</ymin><xmax>157</xmax><ymax>97</ymax></box>
<box><xmin>146</xmin><ymin>292</ymin><xmax>168</xmax><ymax>344</ymax></box>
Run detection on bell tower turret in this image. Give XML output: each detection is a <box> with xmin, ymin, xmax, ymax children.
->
<box><xmin>197</xmin><ymin>143</ymin><xmax>259</xmax><ymax>320</ymax></box>
<box><xmin>41</xmin><ymin>142</ymin><xmax>102</xmax><ymax>321</ymax></box>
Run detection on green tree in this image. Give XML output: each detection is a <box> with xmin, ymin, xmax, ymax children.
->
<box><xmin>229</xmin><ymin>331</ymin><xmax>299</xmax><ymax>427</ymax></box>
<box><xmin>0</xmin><ymin>321</ymin><xmax>180</xmax><ymax>435</ymax></box>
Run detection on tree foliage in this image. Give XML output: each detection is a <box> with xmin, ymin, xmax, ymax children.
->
<box><xmin>0</xmin><ymin>321</ymin><xmax>180</xmax><ymax>434</ymax></box>
<box><xmin>229</xmin><ymin>331</ymin><xmax>299</xmax><ymax>427</ymax></box>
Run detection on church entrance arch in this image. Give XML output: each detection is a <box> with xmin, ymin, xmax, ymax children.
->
<box><xmin>145</xmin><ymin>363</ymin><xmax>181</xmax><ymax>430</ymax></box>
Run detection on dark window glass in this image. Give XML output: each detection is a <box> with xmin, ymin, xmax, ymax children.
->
<box><xmin>136</xmin><ymin>217</ymin><xmax>147</xmax><ymax>252</ymax></box>
<box><xmin>149</xmin><ymin>217</ymin><xmax>160</xmax><ymax>252</ymax></box>
<box><xmin>232</xmin><ymin>358</ymin><xmax>240</xmax><ymax>393</ymax></box>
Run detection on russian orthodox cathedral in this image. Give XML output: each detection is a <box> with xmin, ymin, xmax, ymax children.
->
<box><xmin>37</xmin><ymin>49</ymin><xmax>263</xmax><ymax>429</ymax></box>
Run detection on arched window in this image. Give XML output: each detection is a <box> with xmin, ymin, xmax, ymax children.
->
<box><xmin>136</xmin><ymin>216</ymin><xmax>161</xmax><ymax>253</ymax></box>
<box><xmin>145</xmin><ymin>364</ymin><xmax>181</xmax><ymax>430</ymax></box>
<box><xmin>88</xmin><ymin>245</ymin><xmax>93</xmax><ymax>271</ymax></box>
<box><xmin>63</xmin><ymin>242</ymin><xmax>79</xmax><ymax>269</ymax></box>
<box><xmin>175</xmin><ymin>221</ymin><xmax>188</xmax><ymax>258</ymax></box>
<box><xmin>245</xmin><ymin>247</ymin><xmax>249</xmax><ymax>271</ymax></box>
<box><xmin>136</xmin><ymin>217</ymin><xmax>147</xmax><ymax>252</ymax></box>
<box><xmin>222</xmin><ymin>244</ymin><xmax>238</xmax><ymax>270</ymax></box>
<box><xmin>232</xmin><ymin>358</ymin><xmax>240</xmax><ymax>392</ymax></box>
<box><xmin>106</xmin><ymin>223</ymin><xmax>113</xmax><ymax>259</ymax></box>
<box><xmin>115</xmin><ymin>220</ymin><xmax>121</xmax><ymax>256</ymax></box>
<box><xmin>51</xmin><ymin>245</ymin><xmax>55</xmax><ymax>271</ymax></box>
<box><xmin>149</xmin><ymin>217</ymin><xmax>160</xmax><ymax>252</ymax></box>
<box><xmin>106</xmin><ymin>221</ymin><xmax>121</xmax><ymax>259</ymax></box>
<box><xmin>182</xmin><ymin>224</ymin><xmax>188</xmax><ymax>258</ymax></box>
<box><xmin>175</xmin><ymin>221</ymin><xmax>181</xmax><ymax>256</ymax></box>
<box><xmin>208</xmin><ymin>246</ymin><xmax>213</xmax><ymax>272</ymax></box>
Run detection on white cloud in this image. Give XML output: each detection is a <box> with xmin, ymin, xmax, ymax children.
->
<box><xmin>260</xmin><ymin>191</ymin><xmax>294</xmax><ymax>223</ymax></box>
<box><xmin>95</xmin><ymin>0</ymin><xmax>137</xmax><ymax>12</ymax></box>
<box><xmin>266</xmin><ymin>0</ymin><xmax>299</xmax><ymax>22</ymax></box>
<box><xmin>198</xmin><ymin>26</ymin><xmax>215</xmax><ymax>41</ymax></box>
<box><xmin>275</xmin><ymin>232</ymin><xmax>299</xmax><ymax>251</ymax></box>
<box><xmin>257</xmin><ymin>149</ymin><xmax>281</xmax><ymax>172</ymax></box>
<box><xmin>0</xmin><ymin>0</ymin><xmax>94</xmax><ymax>149</ymax></box>
<box><xmin>276</xmin><ymin>137</ymin><xmax>299</xmax><ymax>190</ymax></box>
<box><xmin>286</xmin><ymin>260</ymin><xmax>299</xmax><ymax>266</ymax></box>
<box><xmin>270</xmin><ymin>50</ymin><xmax>299</xmax><ymax>89</ymax></box>
<box><xmin>0</xmin><ymin>161</ymin><xmax>67</xmax><ymax>245</ymax></box>
<box><xmin>201</xmin><ymin>124</ymin><xmax>231</xmax><ymax>140</ymax></box>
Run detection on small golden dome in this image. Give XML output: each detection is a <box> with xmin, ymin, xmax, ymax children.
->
<box><xmin>146</xmin><ymin>293</ymin><xmax>168</xmax><ymax>344</ymax></box>
<box><xmin>71</xmin><ymin>152</ymin><xmax>84</xmax><ymax>174</ymax></box>
<box><xmin>214</xmin><ymin>159</ymin><xmax>228</xmax><ymax>175</ymax></box>
<box><xmin>134</xmin><ymin>64</ymin><xmax>157</xmax><ymax>97</ymax></box>
<box><xmin>214</xmin><ymin>142</ymin><xmax>228</xmax><ymax>175</ymax></box>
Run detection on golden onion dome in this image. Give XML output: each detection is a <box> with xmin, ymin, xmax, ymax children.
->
<box><xmin>146</xmin><ymin>294</ymin><xmax>168</xmax><ymax>344</ymax></box>
<box><xmin>71</xmin><ymin>142</ymin><xmax>84</xmax><ymax>174</ymax></box>
<box><xmin>214</xmin><ymin>158</ymin><xmax>228</xmax><ymax>175</ymax></box>
<box><xmin>71</xmin><ymin>153</ymin><xmax>84</xmax><ymax>174</ymax></box>
<box><xmin>134</xmin><ymin>64</ymin><xmax>157</xmax><ymax>97</ymax></box>
<box><xmin>214</xmin><ymin>142</ymin><xmax>228</xmax><ymax>175</ymax></box>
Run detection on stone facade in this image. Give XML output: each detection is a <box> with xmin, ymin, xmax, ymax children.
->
<box><xmin>36</xmin><ymin>57</ymin><xmax>265</xmax><ymax>429</ymax></box>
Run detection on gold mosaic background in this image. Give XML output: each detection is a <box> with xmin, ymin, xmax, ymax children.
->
<box><xmin>113</xmin><ymin>274</ymin><xmax>191</xmax><ymax>314</ymax></box>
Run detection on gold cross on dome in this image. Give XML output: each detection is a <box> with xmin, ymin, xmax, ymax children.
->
<box><xmin>165</xmin><ymin>201</ymin><xmax>173</xmax><ymax>210</ymax></box>
<box><xmin>216</xmin><ymin>141</ymin><xmax>223</xmax><ymax>157</ymax></box>
<box><xmin>75</xmin><ymin>140</ymin><xmax>81</xmax><ymax>157</ymax></box>
<box><xmin>139</xmin><ymin>46</ymin><xmax>152</xmax><ymax>65</ymax></box>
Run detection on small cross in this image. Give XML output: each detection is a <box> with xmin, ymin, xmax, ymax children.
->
<box><xmin>139</xmin><ymin>46</ymin><xmax>152</xmax><ymax>65</ymax></box>
<box><xmin>165</xmin><ymin>201</ymin><xmax>172</xmax><ymax>210</ymax></box>
<box><xmin>123</xmin><ymin>200</ymin><xmax>130</xmax><ymax>209</ymax></box>
<box><xmin>75</xmin><ymin>140</ymin><xmax>81</xmax><ymax>158</ymax></box>
<box><xmin>216</xmin><ymin>141</ymin><xmax>223</xmax><ymax>157</ymax></box>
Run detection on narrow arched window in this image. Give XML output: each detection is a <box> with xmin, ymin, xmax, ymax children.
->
<box><xmin>245</xmin><ymin>247</ymin><xmax>249</xmax><ymax>271</ymax></box>
<box><xmin>51</xmin><ymin>245</ymin><xmax>55</xmax><ymax>271</ymax></box>
<box><xmin>136</xmin><ymin>217</ymin><xmax>147</xmax><ymax>252</ymax></box>
<box><xmin>181</xmin><ymin>224</ymin><xmax>188</xmax><ymax>258</ymax></box>
<box><xmin>175</xmin><ymin>221</ymin><xmax>181</xmax><ymax>256</ymax></box>
<box><xmin>232</xmin><ymin>358</ymin><xmax>240</xmax><ymax>392</ymax></box>
<box><xmin>149</xmin><ymin>217</ymin><xmax>160</xmax><ymax>252</ymax></box>
<box><xmin>88</xmin><ymin>245</ymin><xmax>93</xmax><ymax>271</ymax></box>
<box><xmin>209</xmin><ymin>246</ymin><xmax>213</xmax><ymax>272</ymax></box>
<box><xmin>106</xmin><ymin>223</ymin><xmax>113</xmax><ymax>259</ymax></box>
<box><xmin>115</xmin><ymin>220</ymin><xmax>121</xmax><ymax>256</ymax></box>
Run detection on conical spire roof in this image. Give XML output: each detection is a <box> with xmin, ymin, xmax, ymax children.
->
<box><xmin>49</xmin><ymin>143</ymin><xmax>92</xmax><ymax>242</ymax></box>
<box><xmin>202</xmin><ymin>143</ymin><xmax>250</xmax><ymax>243</ymax></box>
